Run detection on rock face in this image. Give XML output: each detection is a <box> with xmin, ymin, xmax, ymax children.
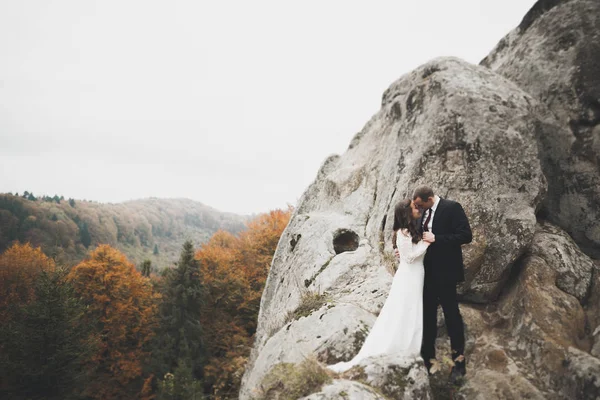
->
<box><xmin>348</xmin><ymin>355</ymin><xmax>431</xmax><ymax>400</ymax></box>
<box><xmin>448</xmin><ymin>222</ymin><xmax>597</xmax><ymax>399</ymax></box>
<box><xmin>587</xmin><ymin>261</ymin><xmax>600</xmax><ymax>359</ymax></box>
<box><xmin>300</xmin><ymin>380</ymin><xmax>387</xmax><ymax>400</ymax></box>
<box><xmin>239</xmin><ymin>57</ymin><xmax>555</xmax><ymax>398</ymax></box>
<box><xmin>241</xmin><ymin>1</ymin><xmax>600</xmax><ymax>399</ymax></box>
<box><xmin>481</xmin><ymin>0</ymin><xmax>600</xmax><ymax>258</ymax></box>
<box><xmin>303</xmin><ymin>355</ymin><xmax>432</xmax><ymax>400</ymax></box>
<box><xmin>528</xmin><ymin>221</ymin><xmax>594</xmax><ymax>303</ymax></box>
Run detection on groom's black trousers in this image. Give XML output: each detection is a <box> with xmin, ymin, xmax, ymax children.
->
<box><xmin>420</xmin><ymin>273</ymin><xmax>465</xmax><ymax>365</ymax></box>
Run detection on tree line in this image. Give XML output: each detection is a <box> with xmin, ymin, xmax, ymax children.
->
<box><xmin>0</xmin><ymin>208</ymin><xmax>291</xmax><ymax>399</ymax></box>
<box><xmin>0</xmin><ymin>193</ymin><xmax>247</xmax><ymax>268</ymax></box>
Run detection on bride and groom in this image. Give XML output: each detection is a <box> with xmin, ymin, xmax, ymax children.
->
<box><xmin>328</xmin><ymin>186</ymin><xmax>472</xmax><ymax>384</ymax></box>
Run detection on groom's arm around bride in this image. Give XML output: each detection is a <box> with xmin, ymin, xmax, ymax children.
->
<box><xmin>424</xmin><ymin>201</ymin><xmax>471</xmax><ymax>245</ymax></box>
<box><xmin>420</xmin><ymin>197</ymin><xmax>471</xmax><ymax>283</ymax></box>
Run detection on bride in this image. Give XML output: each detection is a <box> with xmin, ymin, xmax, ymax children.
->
<box><xmin>328</xmin><ymin>199</ymin><xmax>430</xmax><ymax>373</ymax></box>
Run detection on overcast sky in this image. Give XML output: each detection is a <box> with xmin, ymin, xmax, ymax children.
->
<box><xmin>0</xmin><ymin>0</ymin><xmax>537</xmax><ymax>215</ymax></box>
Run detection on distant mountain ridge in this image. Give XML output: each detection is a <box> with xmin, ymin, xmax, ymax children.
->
<box><xmin>0</xmin><ymin>193</ymin><xmax>249</xmax><ymax>268</ymax></box>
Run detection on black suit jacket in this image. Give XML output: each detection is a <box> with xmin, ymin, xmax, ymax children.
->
<box><xmin>421</xmin><ymin>198</ymin><xmax>472</xmax><ymax>283</ymax></box>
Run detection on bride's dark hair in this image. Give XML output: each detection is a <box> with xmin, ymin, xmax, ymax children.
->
<box><xmin>392</xmin><ymin>199</ymin><xmax>421</xmax><ymax>244</ymax></box>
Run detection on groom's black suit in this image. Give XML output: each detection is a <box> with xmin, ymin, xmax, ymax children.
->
<box><xmin>419</xmin><ymin>198</ymin><xmax>472</xmax><ymax>371</ymax></box>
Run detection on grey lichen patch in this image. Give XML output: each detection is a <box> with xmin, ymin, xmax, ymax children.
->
<box><xmin>352</xmin><ymin>321</ymin><xmax>371</xmax><ymax>354</ymax></box>
<box><xmin>284</xmin><ymin>291</ymin><xmax>330</xmax><ymax>324</ymax></box>
<box><xmin>340</xmin><ymin>365</ymin><xmax>368</xmax><ymax>382</ymax></box>
<box><xmin>256</xmin><ymin>356</ymin><xmax>333</xmax><ymax>400</ymax></box>
<box><xmin>379</xmin><ymin>365</ymin><xmax>411</xmax><ymax>399</ymax></box>
<box><xmin>406</xmin><ymin>85</ymin><xmax>426</xmax><ymax>119</ymax></box>
<box><xmin>317</xmin><ymin>323</ymin><xmax>371</xmax><ymax>369</ymax></box>
<box><xmin>316</xmin><ymin>347</ymin><xmax>346</xmax><ymax>365</ymax></box>
<box><xmin>304</xmin><ymin>257</ymin><xmax>334</xmax><ymax>288</ymax></box>
<box><xmin>422</xmin><ymin>65</ymin><xmax>441</xmax><ymax>79</ymax></box>
<box><xmin>389</xmin><ymin>100</ymin><xmax>403</xmax><ymax>120</ymax></box>
<box><xmin>317</xmin><ymin>155</ymin><xmax>341</xmax><ymax>179</ymax></box>
<box><xmin>339</xmin><ymin>365</ymin><xmax>394</xmax><ymax>400</ymax></box>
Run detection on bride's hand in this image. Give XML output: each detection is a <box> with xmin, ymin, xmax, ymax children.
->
<box><xmin>394</xmin><ymin>248</ymin><xmax>400</xmax><ymax>258</ymax></box>
<box><xmin>423</xmin><ymin>232</ymin><xmax>435</xmax><ymax>243</ymax></box>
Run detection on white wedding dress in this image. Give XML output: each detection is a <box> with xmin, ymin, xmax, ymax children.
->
<box><xmin>327</xmin><ymin>231</ymin><xmax>427</xmax><ymax>373</ymax></box>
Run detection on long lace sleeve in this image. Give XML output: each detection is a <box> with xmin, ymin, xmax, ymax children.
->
<box><xmin>396</xmin><ymin>233</ymin><xmax>429</xmax><ymax>264</ymax></box>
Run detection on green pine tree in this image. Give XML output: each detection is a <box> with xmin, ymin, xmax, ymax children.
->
<box><xmin>141</xmin><ymin>259</ymin><xmax>152</xmax><ymax>277</ymax></box>
<box><xmin>79</xmin><ymin>222</ymin><xmax>91</xmax><ymax>248</ymax></box>
<box><xmin>157</xmin><ymin>358</ymin><xmax>203</xmax><ymax>400</ymax></box>
<box><xmin>0</xmin><ymin>267</ymin><xmax>95</xmax><ymax>399</ymax></box>
<box><xmin>150</xmin><ymin>241</ymin><xmax>205</xmax><ymax>392</ymax></box>
<box><xmin>154</xmin><ymin>244</ymin><xmax>159</xmax><ymax>255</ymax></box>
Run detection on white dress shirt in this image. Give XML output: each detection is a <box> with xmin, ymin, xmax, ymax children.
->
<box><xmin>423</xmin><ymin>195</ymin><xmax>441</xmax><ymax>233</ymax></box>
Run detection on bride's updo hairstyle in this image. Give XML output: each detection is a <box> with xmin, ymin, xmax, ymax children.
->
<box><xmin>393</xmin><ymin>199</ymin><xmax>421</xmax><ymax>244</ymax></box>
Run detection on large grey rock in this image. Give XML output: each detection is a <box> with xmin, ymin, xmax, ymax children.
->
<box><xmin>430</xmin><ymin>222</ymin><xmax>597</xmax><ymax>399</ymax></box>
<box><xmin>487</xmin><ymin>233</ymin><xmax>589</xmax><ymax>387</ymax></box>
<box><xmin>299</xmin><ymin>380</ymin><xmax>387</xmax><ymax>400</ymax></box>
<box><xmin>239</xmin><ymin>57</ymin><xmax>550</xmax><ymax>399</ymax></box>
<box><xmin>240</xmin><ymin>2</ymin><xmax>600</xmax><ymax>399</ymax></box>
<box><xmin>349</xmin><ymin>354</ymin><xmax>431</xmax><ymax>400</ymax></box>
<box><xmin>366</xmin><ymin>58</ymin><xmax>549</xmax><ymax>302</ymax></box>
<box><xmin>481</xmin><ymin>0</ymin><xmax>600</xmax><ymax>258</ymax></box>
<box><xmin>308</xmin><ymin>355</ymin><xmax>432</xmax><ymax>400</ymax></box>
<box><xmin>528</xmin><ymin>221</ymin><xmax>594</xmax><ymax>303</ymax></box>
<box><xmin>246</xmin><ymin>302</ymin><xmax>377</xmax><ymax>395</ymax></box>
<box><xmin>562</xmin><ymin>347</ymin><xmax>600</xmax><ymax>400</ymax></box>
<box><xmin>456</xmin><ymin>369</ymin><xmax>546</xmax><ymax>400</ymax></box>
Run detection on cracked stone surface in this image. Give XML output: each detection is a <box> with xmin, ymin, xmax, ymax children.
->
<box><xmin>240</xmin><ymin>2</ymin><xmax>600</xmax><ymax>399</ymax></box>
<box><xmin>482</xmin><ymin>0</ymin><xmax>600</xmax><ymax>258</ymax></box>
<box><xmin>437</xmin><ymin>222</ymin><xmax>598</xmax><ymax>400</ymax></box>
<box><xmin>239</xmin><ymin>56</ymin><xmax>550</xmax><ymax>399</ymax></box>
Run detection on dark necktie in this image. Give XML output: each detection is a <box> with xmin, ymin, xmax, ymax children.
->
<box><xmin>423</xmin><ymin>208</ymin><xmax>432</xmax><ymax>232</ymax></box>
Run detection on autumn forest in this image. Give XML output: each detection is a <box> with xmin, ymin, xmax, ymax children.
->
<box><xmin>0</xmin><ymin>192</ymin><xmax>291</xmax><ymax>399</ymax></box>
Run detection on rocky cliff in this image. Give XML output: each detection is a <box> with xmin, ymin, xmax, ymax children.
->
<box><xmin>240</xmin><ymin>1</ymin><xmax>600</xmax><ymax>399</ymax></box>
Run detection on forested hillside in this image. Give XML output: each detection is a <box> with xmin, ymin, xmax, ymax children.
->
<box><xmin>0</xmin><ymin>207</ymin><xmax>292</xmax><ymax>399</ymax></box>
<box><xmin>0</xmin><ymin>192</ymin><xmax>248</xmax><ymax>268</ymax></box>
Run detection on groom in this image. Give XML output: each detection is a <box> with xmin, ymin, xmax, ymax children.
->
<box><xmin>412</xmin><ymin>186</ymin><xmax>472</xmax><ymax>383</ymax></box>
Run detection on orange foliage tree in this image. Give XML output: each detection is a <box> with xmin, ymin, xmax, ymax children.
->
<box><xmin>68</xmin><ymin>245</ymin><xmax>159</xmax><ymax>399</ymax></box>
<box><xmin>0</xmin><ymin>242</ymin><xmax>55</xmax><ymax>322</ymax></box>
<box><xmin>196</xmin><ymin>208</ymin><xmax>291</xmax><ymax>399</ymax></box>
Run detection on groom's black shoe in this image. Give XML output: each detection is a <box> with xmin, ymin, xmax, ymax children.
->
<box><xmin>449</xmin><ymin>362</ymin><xmax>466</xmax><ymax>386</ymax></box>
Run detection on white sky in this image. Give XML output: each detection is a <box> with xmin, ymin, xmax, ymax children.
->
<box><xmin>0</xmin><ymin>0</ymin><xmax>537</xmax><ymax>215</ymax></box>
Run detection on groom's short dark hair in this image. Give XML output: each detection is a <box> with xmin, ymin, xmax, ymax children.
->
<box><xmin>413</xmin><ymin>186</ymin><xmax>434</xmax><ymax>201</ymax></box>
